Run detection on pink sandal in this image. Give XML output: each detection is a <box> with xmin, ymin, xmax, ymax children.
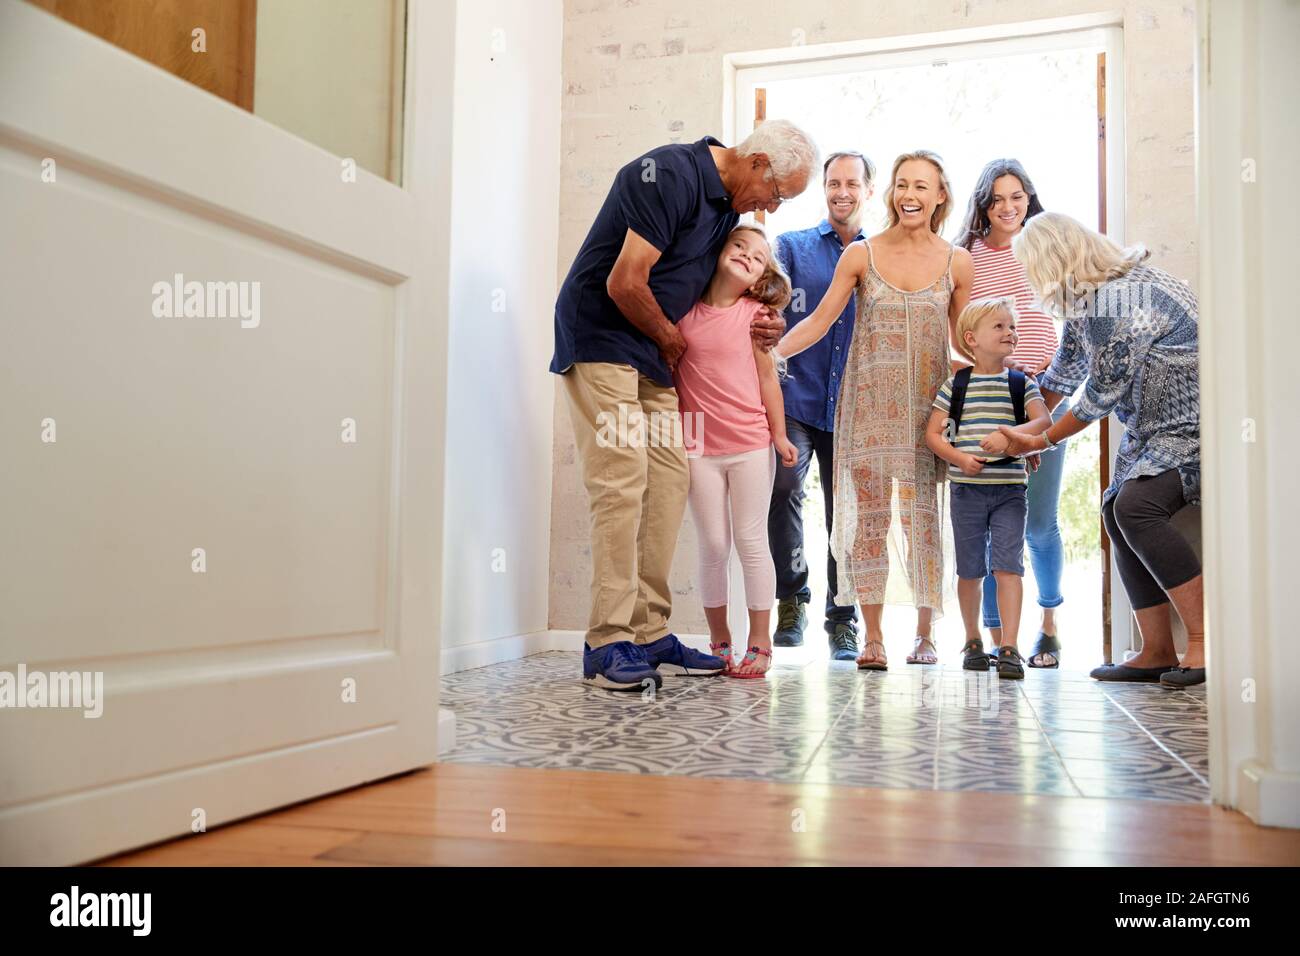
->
<box><xmin>728</xmin><ymin>645</ymin><xmax>772</xmax><ymax>679</ymax></box>
<box><xmin>710</xmin><ymin>642</ymin><xmax>733</xmax><ymax>673</ymax></box>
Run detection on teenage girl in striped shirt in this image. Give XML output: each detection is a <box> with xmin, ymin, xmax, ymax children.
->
<box><xmin>954</xmin><ymin>159</ymin><xmax>1066</xmax><ymax>668</ymax></box>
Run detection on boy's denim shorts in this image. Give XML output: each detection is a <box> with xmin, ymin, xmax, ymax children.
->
<box><xmin>950</xmin><ymin>482</ymin><xmax>1028</xmax><ymax>579</ymax></box>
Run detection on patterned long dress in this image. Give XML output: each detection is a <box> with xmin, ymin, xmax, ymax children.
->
<box><xmin>829</xmin><ymin>240</ymin><xmax>954</xmax><ymax>615</ymax></box>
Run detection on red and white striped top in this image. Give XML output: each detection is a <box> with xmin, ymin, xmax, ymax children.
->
<box><xmin>968</xmin><ymin>236</ymin><xmax>1059</xmax><ymax>371</ymax></box>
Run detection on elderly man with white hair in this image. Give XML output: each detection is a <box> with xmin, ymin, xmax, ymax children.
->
<box><xmin>551</xmin><ymin>120</ymin><xmax>820</xmax><ymax>690</ymax></box>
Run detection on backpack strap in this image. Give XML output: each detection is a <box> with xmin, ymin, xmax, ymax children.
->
<box><xmin>1008</xmin><ymin>368</ymin><xmax>1027</xmax><ymax>425</ymax></box>
<box><xmin>947</xmin><ymin>365</ymin><xmax>973</xmax><ymax>434</ymax></box>
<box><xmin>985</xmin><ymin>369</ymin><xmax>1028</xmax><ymax>467</ymax></box>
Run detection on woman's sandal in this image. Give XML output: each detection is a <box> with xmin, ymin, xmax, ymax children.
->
<box><xmin>856</xmin><ymin>640</ymin><xmax>888</xmax><ymax>671</ymax></box>
<box><xmin>710</xmin><ymin>642</ymin><xmax>732</xmax><ymax>673</ymax></box>
<box><xmin>1027</xmin><ymin>630</ymin><xmax>1061</xmax><ymax>668</ymax></box>
<box><xmin>997</xmin><ymin>645</ymin><xmax>1026</xmax><ymax>680</ymax></box>
<box><xmin>728</xmin><ymin>645</ymin><xmax>771</xmax><ymax>679</ymax></box>
<box><xmin>961</xmin><ymin>638</ymin><xmax>990</xmax><ymax>671</ymax></box>
<box><xmin>906</xmin><ymin>636</ymin><xmax>939</xmax><ymax>665</ymax></box>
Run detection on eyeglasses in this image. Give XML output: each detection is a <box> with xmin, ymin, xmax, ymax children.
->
<box><xmin>768</xmin><ymin>173</ymin><xmax>789</xmax><ymax>207</ymax></box>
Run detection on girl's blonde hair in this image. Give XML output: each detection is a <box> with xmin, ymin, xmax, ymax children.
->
<box><xmin>1013</xmin><ymin>211</ymin><xmax>1150</xmax><ymax>317</ymax></box>
<box><xmin>731</xmin><ymin>224</ymin><xmax>793</xmax><ymax>312</ymax></box>
<box><xmin>955</xmin><ymin>296</ymin><xmax>1018</xmax><ymax>362</ymax></box>
<box><xmin>883</xmin><ymin>150</ymin><xmax>954</xmax><ymax>235</ymax></box>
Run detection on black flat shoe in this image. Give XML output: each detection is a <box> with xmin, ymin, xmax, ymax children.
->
<box><xmin>1089</xmin><ymin>663</ymin><xmax>1177</xmax><ymax>683</ymax></box>
<box><xmin>1027</xmin><ymin>630</ymin><xmax>1061</xmax><ymax>668</ymax></box>
<box><xmin>1159</xmin><ymin>666</ymin><xmax>1206</xmax><ymax>687</ymax></box>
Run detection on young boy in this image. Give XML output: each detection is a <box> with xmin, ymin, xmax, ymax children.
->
<box><xmin>925</xmin><ymin>297</ymin><xmax>1052</xmax><ymax>679</ymax></box>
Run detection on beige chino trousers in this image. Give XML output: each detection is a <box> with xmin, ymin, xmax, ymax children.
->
<box><xmin>562</xmin><ymin>362</ymin><xmax>689</xmax><ymax>649</ymax></box>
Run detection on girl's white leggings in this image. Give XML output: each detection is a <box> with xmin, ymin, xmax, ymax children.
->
<box><xmin>687</xmin><ymin>446</ymin><xmax>777</xmax><ymax>610</ymax></box>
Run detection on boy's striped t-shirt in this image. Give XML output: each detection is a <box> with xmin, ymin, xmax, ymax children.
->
<box><xmin>932</xmin><ymin>370</ymin><xmax>1042</xmax><ymax>485</ymax></box>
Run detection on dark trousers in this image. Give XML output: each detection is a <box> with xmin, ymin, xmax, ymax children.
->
<box><xmin>1101</xmin><ymin>469</ymin><xmax>1201</xmax><ymax>610</ymax></box>
<box><xmin>767</xmin><ymin>416</ymin><xmax>859</xmax><ymax>632</ymax></box>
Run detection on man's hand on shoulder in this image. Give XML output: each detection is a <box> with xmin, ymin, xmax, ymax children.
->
<box><xmin>750</xmin><ymin>306</ymin><xmax>786</xmax><ymax>352</ymax></box>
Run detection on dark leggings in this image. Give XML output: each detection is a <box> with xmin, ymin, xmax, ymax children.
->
<box><xmin>1101</xmin><ymin>469</ymin><xmax>1201</xmax><ymax>610</ymax></box>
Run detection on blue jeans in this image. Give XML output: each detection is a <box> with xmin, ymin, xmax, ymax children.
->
<box><xmin>982</xmin><ymin>398</ymin><xmax>1070</xmax><ymax>628</ymax></box>
<box><xmin>950</xmin><ymin>483</ymin><xmax>1028</xmax><ymax>578</ymax></box>
<box><xmin>767</xmin><ymin>417</ymin><xmax>859</xmax><ymax>632</ymax></box>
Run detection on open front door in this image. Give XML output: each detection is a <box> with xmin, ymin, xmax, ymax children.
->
<box><xmin>0</xmin><ymin>0</ymin><xmax>452</xmax><ymax>865</ymax></box>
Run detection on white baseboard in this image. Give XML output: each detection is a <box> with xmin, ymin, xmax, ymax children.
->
<box><xmin>1238</xmin><ymin>761</ymin><xmax>1300</xmax><ymax>829</ymax></box>
<box><xmin>440</xmin><ymin>629</ymin><xmax>557</xmax><ymax>674</ymax></box>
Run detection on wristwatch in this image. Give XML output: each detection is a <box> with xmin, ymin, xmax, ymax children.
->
<box><xmin>1039</xmin><ymin>429</ymin><xmax>1057</xmax><ymax>453</ymax></box>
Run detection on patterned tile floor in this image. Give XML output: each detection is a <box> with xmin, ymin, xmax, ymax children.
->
<box><xmin>441</xmin><ymin>650</ymin><xmax>1209</xmax><ymax>803</ymax></box>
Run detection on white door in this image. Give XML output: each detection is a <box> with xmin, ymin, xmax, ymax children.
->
<box><xmin>0</xmin><ymin>0</ymin><xmax>454</xmax><ymax>865</ymax></box>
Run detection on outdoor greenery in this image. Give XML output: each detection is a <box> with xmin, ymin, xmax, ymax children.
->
<box><xmin>1056</xmin><ymin>422</ymin><xmax>1103</xmax><ymax>563</ymax></box>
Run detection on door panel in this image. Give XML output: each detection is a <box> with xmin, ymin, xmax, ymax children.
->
<box><xmin>0</xmin><ymin>0</ymin><xmax>449</xmax><ymax>864</ymax></box>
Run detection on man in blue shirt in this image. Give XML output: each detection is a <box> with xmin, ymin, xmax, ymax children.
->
<box><xmin>551</xmin><ymin>122</ymin><xmax>820</xmax><ymax>690</ymax></box>
<box><xmin>768</xmin><ymin>151</ymin><xmax>876</xmax><ymax>660</ymax></box>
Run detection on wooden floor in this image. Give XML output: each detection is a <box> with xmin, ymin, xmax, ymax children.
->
<box><xmin>97</xmin><ymin>763</ymin><xmax>1300</xmax><ymax>866</ymax></box>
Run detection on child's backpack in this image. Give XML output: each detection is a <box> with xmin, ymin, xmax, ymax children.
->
<box><xmin>946</xmin><ymin>367</ymin><xmax>1028</xmax><ymax>467</ymax></box>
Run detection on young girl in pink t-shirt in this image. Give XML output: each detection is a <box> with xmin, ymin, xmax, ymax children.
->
<box><xmin>674</xmin><ymin>225</ymin><xmax>798</xmax><ymax>678</ymax></box>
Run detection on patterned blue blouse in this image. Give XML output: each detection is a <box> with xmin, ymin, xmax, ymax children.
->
<box><xmin>1038</xmin><ymin>263</ymin><xmax>1201</xmax><ymax>506</ymax></box>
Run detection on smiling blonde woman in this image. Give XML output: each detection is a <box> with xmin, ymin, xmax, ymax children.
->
<box><xmin>774</xmin><ymin>150</ymin><xmax>974</xmax><ymax>669</ymax></box>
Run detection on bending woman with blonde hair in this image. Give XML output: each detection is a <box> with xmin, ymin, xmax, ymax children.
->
<box><xmin>774</xmin><ymin>150</ymin><xmax>973</xmax><ymax>669</ymax></box>
<box><xmin>989</xmin><ymin>212</ymin><xmax>1205</xmax><ymax>687</ymax></box>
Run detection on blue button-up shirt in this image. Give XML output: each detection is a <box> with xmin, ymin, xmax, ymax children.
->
<box><xmin>550</xmin><ymin>136</ymin><xmax>739</xmax><ymax>387</ymax></box>
<box><xmin>773</xmin><ymin>220</ymin><xmax>862</xmax><ymax>431</ymax></box>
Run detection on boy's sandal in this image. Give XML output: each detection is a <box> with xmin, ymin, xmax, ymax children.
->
<box><xmin>997</xmin><ymin>645</ymin><xmax>1026</xmax><ymax>680</ymax></box>
<box><xmin>961</xmin><ymin>639</ymin><xmax>990</xmax><ymax>671</ymax></box>
<box><xmin>1027</xmin><ymin>631</ymin><xmax>1061</xmax><ymax>668</ymax></box>
<box><xmin>728</xmin><ymin>645</ymin><xmax>771</xmax><ymax>679</ymax></box>
<box><xmin>710</xmin><ymin>642</ymin><xmax>732</xmax><ymax>672</ymax></box>
<box><xmin>906</xmin><ymin>636</ymin><xmax>939</xmax><ymax>665</ymax></box>
<box><xmin>856</xmin><ymin>640</ymin><xmax>888</xmax><ymax>671</ymax></box>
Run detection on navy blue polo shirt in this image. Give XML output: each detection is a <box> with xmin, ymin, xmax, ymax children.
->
<box><xmin>773</xmin><ymin>220</ymin><xmax>862</xmax><ymax>431</ymax></box>
<box><xmin>550</xmin><ymin>136</ymin><xmax>739</xmax><ymax>387</ymax></box>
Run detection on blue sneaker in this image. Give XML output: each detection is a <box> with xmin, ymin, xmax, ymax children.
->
<box><xmin>640</xmin><ymin>634</ymin><xmax>726</xmax><ymax>676</ymax></box>
<box><xmin>583</xmin><ymin>641</ymin><xmax>662</xmax><ymax>691</ymax></box>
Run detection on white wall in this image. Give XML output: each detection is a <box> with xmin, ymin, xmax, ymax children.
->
<box><xmin>1199</xmin><ymin>0</ymin><xmax>1300</xmax><ymax>827</ymax></box>
<box><xmin>440</xmin><ymin>0</ymin><xmax>562</xmax><ymax>672</ymax></box>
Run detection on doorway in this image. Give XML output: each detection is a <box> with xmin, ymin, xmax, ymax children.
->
<box><xmin>441</xmin><ymin>16</ymin><xmax>1209</xmax><ymax>809</ymax></box>
<box><xmin>729</xmin><ymin>23</ymin><xmax>1125</xmax><ymax>670</ymax></box>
